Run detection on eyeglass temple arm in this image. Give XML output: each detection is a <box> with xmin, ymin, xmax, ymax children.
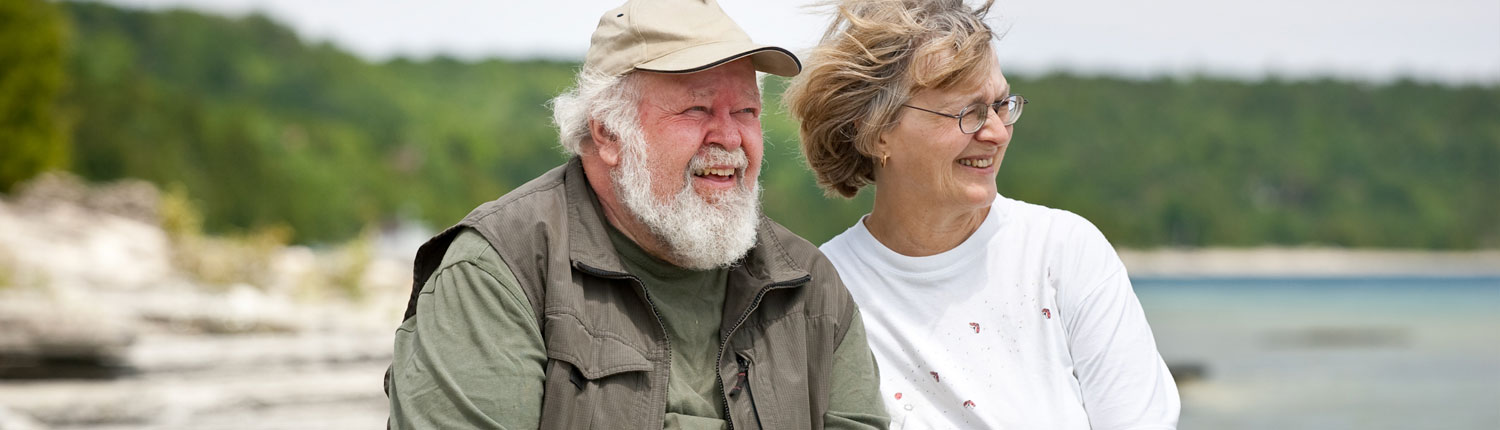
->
<box><xmin>900</xmin><ymin>104</ymin><xmax>962</xmax><ymax>119</ymax></box>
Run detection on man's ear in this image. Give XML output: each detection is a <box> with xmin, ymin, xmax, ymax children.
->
<box><xmin>589</xmin><ymin>119</ymin><xmax>624</xmax><ymax>168</ymax></box>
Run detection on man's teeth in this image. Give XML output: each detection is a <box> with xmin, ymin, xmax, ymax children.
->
<box><xmin>694</xmin><ymin>167</ymin><xmax>736</xmax><ymax>177</ymax></box>
<box><xmin>958</xmin><ymin>158</ymin><xmax>993</xmax><ymax>168</ymax></box>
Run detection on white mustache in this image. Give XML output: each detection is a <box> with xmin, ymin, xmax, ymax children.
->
<box><xmin>687</xmin><ymin>147</ymin><xmax>748</xmax><ymax>173</ymax></box>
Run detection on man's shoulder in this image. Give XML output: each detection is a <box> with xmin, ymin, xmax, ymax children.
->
<box><xmin>417</xmin><ymin>161</ymin><xmax>574</xmax><ymax>292</ymax></box>
<box><xmin>462</xmin><ymin>162</ymin><xmax>573</xmax><ymax>226</ymax></box>
<box><xmin>756</xmin><ymin>217</ymin><xmax>851</xmax><ymax>301</ymax></box>
<box><xmin>436</xmin><ymin>228</ymin><xmax>506</xmax><ymax>275</ymax></box>
<box><xmin>758</xmin><ymin>216</ymin><xmax>836</xmax><ymax>275</ymax></box>
<box><xmin>760</xmin><ymin>217</ymin><xmax>817</xmax><ymax>252</ymax></box>
<box><xmin>755</xmin><ymin>217</ymin><xmax>861</xmax><ymax>338</ymax></box>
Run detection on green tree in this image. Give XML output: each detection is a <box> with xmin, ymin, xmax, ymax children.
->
<box><xmin>49</xmin><ymin>3</ymin><xmax>1500</xmax><ymax>248</ymax></box>
<box><xmin>0</xmin><ymin>0</ymin><xmax>69</xmax><ymax>191</ymax></box>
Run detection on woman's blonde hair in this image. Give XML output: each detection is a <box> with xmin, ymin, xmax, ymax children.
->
<box><xmin>784</xmin><ymin>0</ymin><xmax>998</xmax><ymax>198</ymax></box>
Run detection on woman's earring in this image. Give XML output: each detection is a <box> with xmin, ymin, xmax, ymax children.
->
<box><xmin>879</xmin><ymin>152</ymin><xmax>889</xmax><ymax>167</ymax></box>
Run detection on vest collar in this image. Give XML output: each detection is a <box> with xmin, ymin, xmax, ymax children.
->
<box><xmin>562</xmin><ymin>157</ymin><xmax>810</xmax><ymax>287</ymax></box>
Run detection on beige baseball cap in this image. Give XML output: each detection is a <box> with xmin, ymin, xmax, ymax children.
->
<box><xmin>584</xmin><ymin>0</ymin><xmax>802</xmax><ymax>77</ymax></box>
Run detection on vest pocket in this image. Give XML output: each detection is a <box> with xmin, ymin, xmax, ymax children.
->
<box><xmin>543</xmin><ymin>314</ymin><xmax>653</xmax><ymax>378</ymax></box>
<box><xmin>540</xmin><ymin>314</ymin><xmax>654</xmax><ymax>429</ymax></box>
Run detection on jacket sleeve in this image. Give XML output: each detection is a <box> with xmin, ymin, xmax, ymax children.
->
<box><xmin>388</xmin><ymin>231</ymin><xmax>546</xmax><ymax>429</ymax></box>
<box><xmin>1056</xmin><ymin>217</ymin><xmax>1180</xmax><ymax>430</ymax></box>
<box><xmin>823</xmin><ymin>308</ymin><xmax>892</xmax><ymax>429</ymax></box>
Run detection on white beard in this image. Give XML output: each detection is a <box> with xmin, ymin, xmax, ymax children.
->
<box><xmin>611</xmin><ymin>134</ymin><xmax>761</xmax><ymax>271</ymax></box>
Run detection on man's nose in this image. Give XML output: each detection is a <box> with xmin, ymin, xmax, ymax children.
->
<box><xmin>705</xmin><ymin>109</ymin><xmax>743</xmax><ymax>151</ymax></box>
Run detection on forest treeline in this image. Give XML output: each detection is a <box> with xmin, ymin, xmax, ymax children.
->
<box><xmin>5</xmin><ymin>1</ymin><xmax>1497</xmax><ymax>248</ymax></box>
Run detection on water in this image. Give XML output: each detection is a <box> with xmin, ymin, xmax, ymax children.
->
<box><xmin>1135</xmin><ymin>277</ymin><xmax>1500</xmax><ymax>429</ymax></box>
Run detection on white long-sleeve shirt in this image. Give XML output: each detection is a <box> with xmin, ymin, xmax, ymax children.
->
<box><xmin>821</xmin><ymin>194</ymin><xmax>1179</xmax><ymax>429</ymax></box>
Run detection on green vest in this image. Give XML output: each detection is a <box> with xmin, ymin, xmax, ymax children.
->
<box><xmin>398</xmin><ymin>157</ymin><xmax>861</xmax><ymax>429</ymax></box>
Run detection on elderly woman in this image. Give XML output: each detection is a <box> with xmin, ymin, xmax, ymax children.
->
<box><xmin>784</xmin><ymin>0</ymin><xmax>1180</xmax><ymax>428</ymax></box>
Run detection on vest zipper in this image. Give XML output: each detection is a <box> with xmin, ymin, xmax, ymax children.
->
<box><xmin>717</xmin><ymin>274</ymin><xmax>811</xmax><ymax>430</ymax></box>
<box><xmin>729</xmin><ymin>354</ymin><xmax>765</xmax><ymax>427</ymax></box>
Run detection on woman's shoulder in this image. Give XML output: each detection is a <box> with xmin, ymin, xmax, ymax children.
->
<box><xmin>818</xmin><ymin>217</ymin><xmax>870</xmax><ymax>256</ymax></box>
<box><xmin>999</xmin><ymin>196</ymin><xmax>1126</xmax><ymax>292</ymax></box>
<box><xmin>998</xmin><ymin>197</ymin><xmax>1122</xmax><ymax>279</ymax></box>
<box><xmin>996</xmin><ymin>196</ymin><xmax>1110</xmax><ymax>247</ymax></box>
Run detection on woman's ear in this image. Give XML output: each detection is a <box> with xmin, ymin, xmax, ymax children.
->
<box><xmin>589</xmin><ymin>119</ymin><xmax>623</xmax><ymax>167</ymax></box>
<box><xmin>871</xmin><ymin>133</ymin><xmax>892</xmax><ymax>169</ymax></box>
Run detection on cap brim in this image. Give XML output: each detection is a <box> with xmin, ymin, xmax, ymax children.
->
<box><xmin>635</xmin><ymin>41</ymin><xmax>801</xmax><ymax>77</ymax></box>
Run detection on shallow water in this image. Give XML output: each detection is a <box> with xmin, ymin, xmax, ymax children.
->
<box><xmin>1135</xmin><ymin>277</ymin><xmax>1500</xmax><ymax>429</ymax></box>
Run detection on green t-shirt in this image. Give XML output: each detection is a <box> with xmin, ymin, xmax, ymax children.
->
<box><xmin>608</xmin><ymin>225</ymin><xmax>731</xmax><ymax>429</ymax></box>
<box><xmin>389</xmin><ymin>228</ymin><xmax>888</xmax><ymax>429</ymax></box>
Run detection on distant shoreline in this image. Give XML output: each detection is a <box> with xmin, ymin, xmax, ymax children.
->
<box><xmin>1118</xmin><ymin>248</ymin><xmax>1500</xmax><ymax>278</ymax></box>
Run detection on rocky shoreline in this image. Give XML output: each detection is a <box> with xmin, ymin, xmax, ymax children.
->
<box><xmin>0</xmin><ymin>174</ymin><xmax>406</xmax><ymax>429</ymax></box>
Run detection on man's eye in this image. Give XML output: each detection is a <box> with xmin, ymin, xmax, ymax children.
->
<box><xmin>684</xmin><ymin>106</ymin><xmax>709</xmax><ymax>114</ymax></box>
<box><xmin>736</xmin><ymin>108</ymin><xmax>758</xmax><ymax>116</ymax></box>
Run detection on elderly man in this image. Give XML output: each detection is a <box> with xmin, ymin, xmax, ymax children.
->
<box><xmin>385</xmin><ymin>0</ymin><xmax>888</xmax><ymax>428</ymax></box>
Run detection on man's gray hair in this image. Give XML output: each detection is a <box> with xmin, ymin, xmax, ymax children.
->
<box><xmin>550</xmin><ymin>70</ymin><xmax>642</xmax><ymax>155</ymax></box>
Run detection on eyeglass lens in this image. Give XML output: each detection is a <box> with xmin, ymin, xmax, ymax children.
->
<box><xmin>957</xmin><ymin>96</ymin><xmax>1023</xmax><ymax>133</ymax></box>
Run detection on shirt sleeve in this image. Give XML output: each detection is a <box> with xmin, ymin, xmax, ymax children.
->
<box><xmin>388</xmin><ymin>231</ymin><xmax>547</xmax><ymax>430</ymax></box>
<box><xmin>1057</xmin><ymin>218</ymin><xmax>1181</xmax><ymax>430</ymax></box>
<box><xmin>823</xmin><ymin>308</ymin><xmax>892</xmax><ymax>429</ymax></box>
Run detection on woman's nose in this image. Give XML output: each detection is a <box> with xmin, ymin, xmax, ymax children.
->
<box><xmin>974</xmin><ymin>107</ymin><xmax>1011</xmax><ymax>146</ymax></box>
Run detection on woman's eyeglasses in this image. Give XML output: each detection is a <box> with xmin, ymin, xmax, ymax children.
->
<box><xmin>902</xmin><ymin>94</ymin><xmax>1028</xmax><ymax>134</ymax></box>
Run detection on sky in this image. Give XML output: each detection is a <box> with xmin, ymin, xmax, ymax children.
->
<box><xmin>100</xmin><ymin>0</ymin><xmax>1500</xmax><ymax>84</ymax></box>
